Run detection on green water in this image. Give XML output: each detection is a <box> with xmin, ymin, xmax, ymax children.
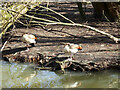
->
<box><xmin>0</xmin><ymin>61</ymin><xmax>119</xmax><ymax>88</ymax></box>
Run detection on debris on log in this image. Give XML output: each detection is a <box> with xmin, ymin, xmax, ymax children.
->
<box><xmin>1</xmin><ymin>21</ymin><xmax>119</xmax><ymax>73</ymax></box>
<box><xmin>2</xmin><ymin>51</ymin><xmax>119</xmax><ymax>73</ymax></box>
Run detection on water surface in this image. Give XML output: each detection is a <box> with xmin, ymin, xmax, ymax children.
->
<box><xmin>0</xmin><ymin>61</ymin><xmax>119</xmax><ymax>88</ymax></box>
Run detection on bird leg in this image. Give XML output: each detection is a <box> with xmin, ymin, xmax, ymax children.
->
<box><xmin>25</xmin><ymin>44</ymin><xmax>30</xmax><ymax>52</ymax></box>
<box><xmin>70</xmin><ymin>53</ymin><xmax>73</xmax><ymax>59</ymax></box>
<box><xmin>70</xmin><ymin>53</ymin><xmax>75</xmax><ymax>60</ymax></box>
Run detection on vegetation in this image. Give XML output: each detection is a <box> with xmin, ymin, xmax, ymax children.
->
<box><xmin>0</xmin><ymin>2</ymin><xmax>40</xmax><ymax>38</ymax></box>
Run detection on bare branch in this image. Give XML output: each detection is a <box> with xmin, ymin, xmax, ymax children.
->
<box><xmin>2</xmin><ymin>5</ymin><xmax>120</xmax><ymax>43</ymax></box>
<box><xmin>31</xmin><ymin>21</ymin><xmax>120</xmax><ymax>43</ymax></box>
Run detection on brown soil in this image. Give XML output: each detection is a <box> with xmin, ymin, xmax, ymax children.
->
<box><xmin>2</xmin><ymin>2</ymin><xmax>120</xmax><ymax>72</ymax></box>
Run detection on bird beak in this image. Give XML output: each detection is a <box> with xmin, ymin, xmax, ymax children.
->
<box><xmin>77</xmin><ymin>46</ymin><xmax>82</xmax><ymax>50</ymax></box>
<box><xmin>35</xmin><ymin>37</ymin><xmax>37</xmax><ymax>39</ymax></box>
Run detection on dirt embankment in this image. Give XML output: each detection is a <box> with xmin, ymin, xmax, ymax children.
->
<box><xmin>1</xmin><ymin>2</ymin><xmax>120</xmax><ymax>72</ymax></box>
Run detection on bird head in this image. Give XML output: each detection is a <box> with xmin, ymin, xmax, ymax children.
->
<box><xmin>34</xmin><ymin>37</ymin><xmax>37</xmax><ymax>40</ymax></box>
<box><xmin>77</xmin><ymin>46</ymin><xmax>82</xmax><ymax>50</ymax></box>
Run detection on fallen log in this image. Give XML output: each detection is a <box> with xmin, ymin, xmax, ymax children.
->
<box><xmin>2</xmin><ymin>52</ymin><xmax>119</xmax><ymax>73</ymax></box>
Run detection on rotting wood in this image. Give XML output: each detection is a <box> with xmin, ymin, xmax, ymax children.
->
<box><xmin>2</xmin><ymin>52</ymin><xmax>119</xmax><ymax>73</ymax></box>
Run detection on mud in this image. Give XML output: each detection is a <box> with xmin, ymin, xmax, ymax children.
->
<box><xmin>1</xmin><ymin>2</ymin><xmax>120</xmax><ymax>72</ymax></box>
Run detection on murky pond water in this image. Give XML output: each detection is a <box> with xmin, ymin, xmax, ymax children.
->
<box><xmin>0</xmin><ymin>61</ymin><xmax>119</xmax><ymax>88</ymax></box>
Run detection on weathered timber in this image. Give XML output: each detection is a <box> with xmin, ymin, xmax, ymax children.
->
<box><xmin>1</xmin><ymin>25</ymin><xmax>119</xmax><ymax>72</ymax></box>
<box><xmin>2</xmin><ymin>51</ymin><xmax>119</xmax><ymax>72</ymax></box>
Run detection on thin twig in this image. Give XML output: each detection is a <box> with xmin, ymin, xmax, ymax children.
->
<box><xmin>1</xmin><ymin>26</ymin><xmax>16</xmax><ymax>52</ymax></box>
<box><xmin>29</xmin><ymin>12</ymin><xmax>61</xmax><ymax>22</ymax></box>
<box><xmin>1</xmin><ymin>40</ymin><xmax>8</xmax><ymax>52</ymax></box>
<box><xmin>38</xmin><ymin>5</ymin><xmax>74</xmax><ymax>24</ymax></box>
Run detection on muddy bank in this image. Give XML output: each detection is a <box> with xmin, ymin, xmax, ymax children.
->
<box><xmin>1</xmin><ymin>2</ymin><xmax>120</xmax><ymax>72</ymax></box>
<box><xmin>2</xmin><ymin>25</ymin><xmax>120</xmax><ymax>72</ymax></box>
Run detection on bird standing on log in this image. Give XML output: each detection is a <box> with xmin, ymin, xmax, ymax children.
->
<box><xmin>21</xmin><ymin>34</ymin><xmax>37</xmax><ymax>51</ymax></box>
<box><xmin>64</xmin><ymin>43</ymin><xmax>82</xmax><ymax>59</ymax></box>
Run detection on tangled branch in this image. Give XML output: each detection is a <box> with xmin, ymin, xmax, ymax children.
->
<box><xmin>1</xmin><ymin>3</ymin><xmax>120</xmax><ymax>43</ymax></box>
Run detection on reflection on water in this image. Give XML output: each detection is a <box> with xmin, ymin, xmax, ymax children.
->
<box><xmin>0</xmin><ymin>61</ymin><xmax>119</xmax><ymax>88</ymax></box>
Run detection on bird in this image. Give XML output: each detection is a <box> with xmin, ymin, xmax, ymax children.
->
<box><xmin>21</xmin><ymin>33</ymin><xmax>37</xmax><ymax>51</ymax></box>
<box><xmin>64</xmin><ymin>43</ymin><xmax>82</xmax><ymax>60</ymax></box>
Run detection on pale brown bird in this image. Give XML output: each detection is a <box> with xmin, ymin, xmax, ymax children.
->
<box><xmin>21</xmin><ymin>34</ymin><xmax>37</xmax><ymax>51</ymax></box>
<box><xmin>64</xmin><ymin>43</ymin><xmax>82</xmax><ymax>59</ymax></box>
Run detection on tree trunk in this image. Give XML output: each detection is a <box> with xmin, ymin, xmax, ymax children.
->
<box><xmin>77</xmin><ymin>2</ymin><xmax>86</xmax><ymax>20</ymax></box>
<box><xmin>92</xmin><ymin>2</ymin><xmax>120</xmax><ymax>22</ymax></box>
